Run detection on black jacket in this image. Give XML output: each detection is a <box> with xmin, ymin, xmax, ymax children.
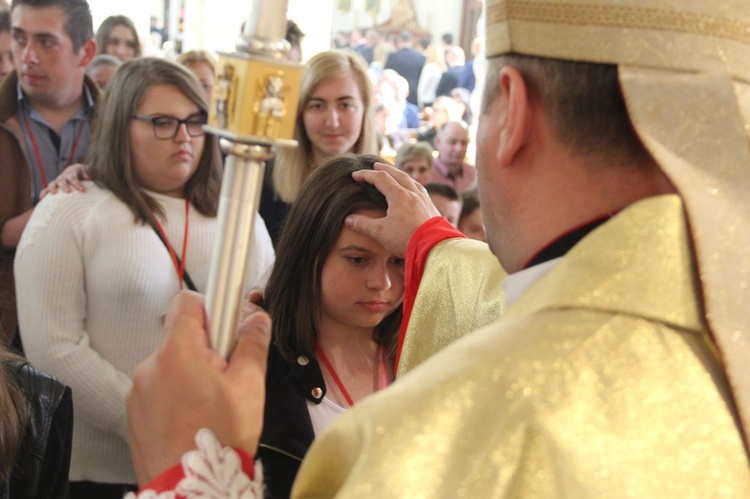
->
<box><xmin>258</xmin><ymin>159</ymin><xmax>291</xmax><ymax>248</ymax></box>
<box><xmin>385</xmin><ymin>47</ymin><xmax>426</xmax><ymax>106</ymax></box>
<box><xmin>257</xmin><ymin>345</ymin><xmax>327</xmax><ymax>498</ymax></box>
<box><xmin>2</xmin><ymin>360</ymin><xmax>73</xmax><ymax>499</ymax></box>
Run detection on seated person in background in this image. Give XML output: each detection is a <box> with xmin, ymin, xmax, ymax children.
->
<box><xmin>380</xmin><ymin>69</ymin><xmax>419</xmax><ymax>129</ymax></box>
<box><xmin>15</xmin><ymin>57</ymin><xmax>274</xmax><ymax>498</ymax></box>
<box><xmin>431</xmin><ymin>120</ymin><xmax>476</xmax><ymax>191</ymax></box>
<box><xmin>451</xmin><ymin>87</ymin><xmax>473</xmax><ymax>125</ymax></box>
<box><xmin>458</xmin><ymin>189</ymin><xmax>486</xmax><ymax>242</ymax></box>
<box><xmin>258</xmin><ymin>154</ymin><xmax>403</xmax><ymax>498</ymax></box>
<box><xmin>176</xmin><ymin>49</ymin><xmax>217</xmax><ymax>101</ymax></box>
<box><xmin>1</xmin><ymin>342</ymin><xmax>73</xmax><ymax>498</ymax></box>
<box><xmin>373</xmin><ymin>78</ymin><xmax>407</xmax><ymax>156</ymax></box>
<box><xmin>425</xmin><ymin>182</ymin><xmax>461</xmax><ymax>226</ymax></box>
<box><xmin>395</xmin><ymin>141</ymin><xmax>434</xmax><ymax>186</ymax></box>
<box><xmin>416</xmin><ymin>95</ymin><xmax>462</xmax><ymax>148</ymax></box>
<box><xmin>86</xmin><ymin>54</ymin><xmax>121</xmax><ymax>88</ymax></box>
<box><xmin>95</xmin><ymin>15</ymin><xmax>140</xmax><ymax>62</ymax></box>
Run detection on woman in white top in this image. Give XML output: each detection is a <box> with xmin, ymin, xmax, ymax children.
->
<box><xmin>417</xmin><ymin>43</ymin><xmax>447</xmax><ymax>108</ymax></box>
<box><xmin>15</xmin><ymin>57</ymin><xmax>274</xmax><ymax>498</ymax></box>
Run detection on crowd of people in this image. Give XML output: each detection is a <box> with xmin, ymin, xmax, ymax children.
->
<box><xmin>0</xmin><ymin>0</ymin><xmax>480</xmax><ymax>495</ymax></box>
<box><xmin>2</xmin><ymin>0</ymin><xmax>749</xmax><ymax>497</ymax></box>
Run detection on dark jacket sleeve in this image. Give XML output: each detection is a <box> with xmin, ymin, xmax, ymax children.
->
<box><xmin>7</xmin><ymin>361</ymin><xmax>72</xmax><ymax>499</ymax></box>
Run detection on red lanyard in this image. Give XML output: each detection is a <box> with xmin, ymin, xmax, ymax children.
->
<box><xmin>22</xmin><ymin>111</ymin><xmax>85</xmax><ymax>188</ymax></box>
<box><xmin>151</xmin><ymin>199</ymin><xmax>190</xmax><ymax>289</ymax></box>
<box><xmin>316</xmin><ymin>344</ymin><xmax>387</xmax><ymax>407</ymax></box>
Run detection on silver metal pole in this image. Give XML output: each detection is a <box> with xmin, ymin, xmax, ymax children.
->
<box><xmin>203</xmin><ymin>0</ymin><xmax>301</xmax><ymax>357</ymax></box>
<box><xmin>205</xmin><ymin>142</ymin><xmax>271</xmax><ymax>357</ymax></box>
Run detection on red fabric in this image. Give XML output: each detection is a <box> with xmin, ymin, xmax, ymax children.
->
<box><xmin>139</xmin><ymin>448</ymin><xmax>256</xmax><ymax>496</ymax></box>
<box><xmin>140</xmin><ymin>462</ymin><xmax>185</xmax><ymax>495</ymax></box>
<box><xmin>394</xmin><ymin>217</ymin><xmax>465</xmax><ymax>372</ymax></box>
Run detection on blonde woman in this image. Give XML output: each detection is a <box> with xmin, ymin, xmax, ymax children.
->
<box><xmin>176</xmin><ymin>49</ymin><xmax>217</xmax><ymax>101</ymax></box>
<box><xmin>417</xmin><ymin>43</ymin><xmax>447</xmax><ymax>108</ymax></box>
<box><xmin>260</xmin><ymin>49</ymin><xmax>378</xmax><ymax>244</ymax></box>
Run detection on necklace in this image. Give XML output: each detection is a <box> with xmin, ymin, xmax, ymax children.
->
<box><xmin>316</xmin><ymin>344</ymin><xmax>387</xmax><ymax>407</ymax></box>
<box><xmin>151</xmin><ymin>198</ymin><xmax>190</xmax><ymax>289</ymax></box>
<box><xmin>22</xmin><ymin>111</ymin><xmax>85</xmax><ymax>189</ymax></box>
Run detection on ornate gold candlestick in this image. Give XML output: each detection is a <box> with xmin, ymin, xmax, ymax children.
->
<box><xmin>204</xmin><ymin>1</ymin><xmax>302</xmax><ymax>357</ymax></box>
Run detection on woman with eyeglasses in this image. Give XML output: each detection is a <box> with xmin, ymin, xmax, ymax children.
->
<box><xmin>14</xmin><ymin>57</ymin><xmax>275</xmax><ymax>498</ymax></box>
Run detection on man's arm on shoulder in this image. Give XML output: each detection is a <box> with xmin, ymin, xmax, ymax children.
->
<box><xmin>1</xmin><ymin>208</ymin><xmax>34</xmax><ymax>250</ymax></box>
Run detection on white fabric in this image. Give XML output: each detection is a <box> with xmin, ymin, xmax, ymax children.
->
<box><xmin>125</xmin><ymin>429</ymin><xmax>264</xmax><ymax>499</ymax></box>
<box><xmin>501</xmin><ymin>257</ymin><xmax>561</xmax><ymax>308</ymax></box>
<box><xmin>15</xmin><ymin>183</ymin><xmax>275</xmax><ymax>483</ymax></box>
<box><xmin>307</xmin><ymin>396</ymin><xmax>348</xmax><ymax>437</ymax></box>
<box><xmin>417</xmin><ymin>63</ymin><xmax>444</xmax><ymax>108</ymax></box>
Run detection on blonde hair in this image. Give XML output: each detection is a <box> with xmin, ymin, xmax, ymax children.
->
<box><xmin>395</xmin><ymin>142</ymin><xmax>434</xmax><ymax>169</ymax></box>
<box><xmin>424</xmin><ymin>43</ymin><xmax>446</xmax><ymax>71</ymax></box>
<box><xmin>176</xmin><ymin>49</ymin><xmax>217</xmax><ymax>73</ymax></box>
<box><xmin>273</xmin><ymin>49</ymin><xmax>378</xmax><ymax>203</ymax></box>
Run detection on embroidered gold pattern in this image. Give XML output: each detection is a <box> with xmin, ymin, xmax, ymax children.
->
<box><xmin>487</xmin><ymin>1</ymin><xmax>750</xmax><ymax>44</ymax></box>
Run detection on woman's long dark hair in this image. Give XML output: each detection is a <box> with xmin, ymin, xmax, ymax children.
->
<box><xmin>264</xmin><ymin>154</ymin><xmax>402</xmax><ymax>363</ymax></box>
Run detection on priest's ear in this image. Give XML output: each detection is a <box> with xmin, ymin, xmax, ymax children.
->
<box><xmin>497</xmin><ymin>66</ymin><xmax>533</xmax><ymax>168</ymax></box>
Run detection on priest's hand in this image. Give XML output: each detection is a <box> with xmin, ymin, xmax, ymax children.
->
<box><xmin>347</xmin><ymin>162</ymin><xmax>441</xmax><ymax>256</ymax></box>
<box><xmin>126</xmin><ymin>291</ymin><xmax>271</xmax><ymax>485</ymax></box>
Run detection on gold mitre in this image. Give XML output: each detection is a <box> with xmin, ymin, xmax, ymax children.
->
<box><xmin>486</xmin><ymin>0</ymin><xmax>750</xmax><ymax>454</ymax></box>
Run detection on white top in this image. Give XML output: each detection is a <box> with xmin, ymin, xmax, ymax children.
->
<box><xmin>418</xmin><ymin>63</ymin><xmax>444</xmax><ymax>108</ymax></box>
<box><xmin>502</xmin><ymin>258</ymin><xmax>562</xmax><ymax>308</ymax></box>
<box><xmin>15</xmin><ymin>182</ymin><xmax>275</xmax><ymax>483</ymax></box>
<box><xmin>307</xmin><ymin>396</ymin><xmax>348</xmax><ymax>437</ymax></box>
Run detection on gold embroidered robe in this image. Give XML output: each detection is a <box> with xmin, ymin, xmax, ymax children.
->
<box><xmin>397</xmin><ymin>237</ymin><xmax>506</xmax><ymax>377</ymax></box>
<box><xmin>292</xmin><ymin>195</ymin><xmax>750</xmax><ymax>498</ymax></box>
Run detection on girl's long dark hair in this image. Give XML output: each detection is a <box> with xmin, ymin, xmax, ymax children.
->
<box><xmin>264</xmin><ymin>154</ymin><xmax>402</xmax><ymax>363</ymax></box>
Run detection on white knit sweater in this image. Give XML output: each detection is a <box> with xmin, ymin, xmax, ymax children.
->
<box><xmin>15</xmin><ymin>182</ymin><xmax>275</xmax><ymax>484</ymax></box>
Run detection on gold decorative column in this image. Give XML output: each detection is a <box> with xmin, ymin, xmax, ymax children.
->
<box><xmin>203</xmin><ymin>0</ymin><xmax>302</xmax><ymax>357</ymax></box>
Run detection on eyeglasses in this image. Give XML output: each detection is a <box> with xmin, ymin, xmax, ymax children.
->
<box><xmin>131</xmin><ymin>112</ymin><xmax>208</xmax><ymax>140</ymax></box>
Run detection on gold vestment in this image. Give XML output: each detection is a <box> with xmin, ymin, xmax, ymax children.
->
<box><xmin>293</xmin><ymin>196</ymin><xmax>750</xmax><ymax>498</ymax></box>
<box><xmin>397</xmin><ymin>238</ymin><xmax>506</xmax><ymax>377</ymax></box>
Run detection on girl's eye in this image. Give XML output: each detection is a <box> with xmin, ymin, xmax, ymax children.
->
<box><xmin>390</xmin><ymin>258</ymin><xmax>405</xmax><ymax>266</ymax></box>
<box><xmin>347</xmin><ymin>256</ymin><xmax>367</xmax><ymax>265</ymax></box>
